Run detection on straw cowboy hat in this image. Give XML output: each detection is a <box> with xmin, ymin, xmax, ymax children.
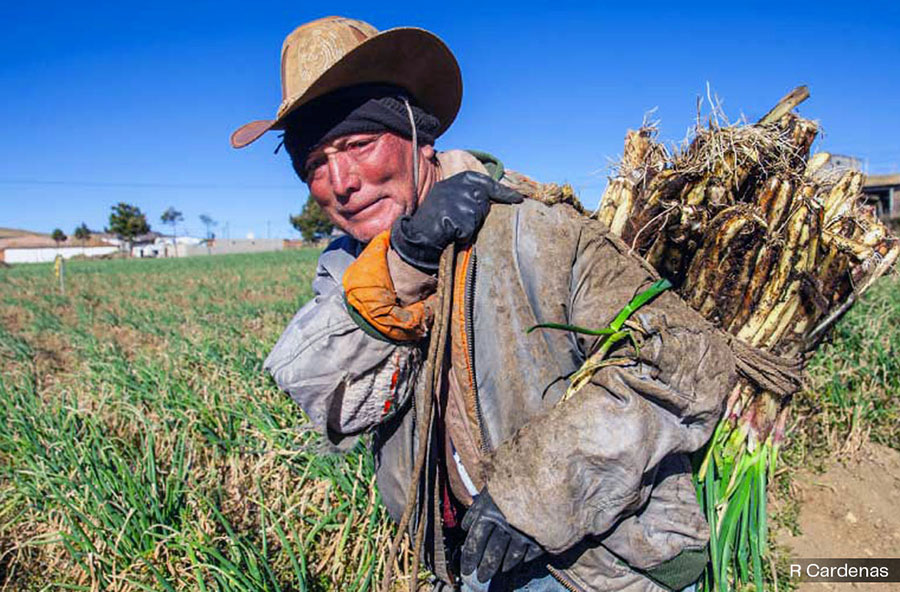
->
<box><xmin>230</xmin><ymin>16</ymin><xmax>462</xmax><ymax>149</ymax></box>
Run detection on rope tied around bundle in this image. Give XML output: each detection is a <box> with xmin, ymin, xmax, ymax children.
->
<box><xmin>726</xmin><ymin>334</ymin><xmax>807</xmax><ymax>398</ymax></box>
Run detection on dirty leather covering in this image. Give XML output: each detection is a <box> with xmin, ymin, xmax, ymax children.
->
<box><xmin>462</xmin><ymin>199</ymin><xmax>736</xmax><ymax>590</ymax></box>
<box><xmin>264</xmin><ymin>155</ymin><xmax>738</xmax><ymax>591</ymax></box>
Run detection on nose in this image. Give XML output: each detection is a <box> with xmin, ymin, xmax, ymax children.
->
<box><xmin>327</xmin><ymin>152</ymin><xmax>361</xmax><ymax>200</ymax></box>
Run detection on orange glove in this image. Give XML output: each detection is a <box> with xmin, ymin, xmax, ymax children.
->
<box><xmin>343</xmin><ymin>230</ymin><xmax>436</xmax><ymax>342</ymax></box>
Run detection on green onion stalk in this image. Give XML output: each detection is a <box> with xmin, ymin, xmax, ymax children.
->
<box><xmin>695</xmin><ymin>386</ymin><xmax>790</xmax><ymax>591</ymax></box>
<box><xmin>528</xmin><ymin>278</ymin><xmax>673</xmax><ymax>403</ymax></box>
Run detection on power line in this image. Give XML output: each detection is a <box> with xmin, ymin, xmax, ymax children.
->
<box><xmin>0</xmin><ymin>179</ymin><xmax>299</xmax><ymax>190</ymax></box>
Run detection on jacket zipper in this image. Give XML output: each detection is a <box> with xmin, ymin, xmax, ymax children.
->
<box><xmin>463</xmin><ymin>250</ymin><xmax>581</xmax><ymax>591</ymax></box>
<box><xmin>546</xmin><ymin>565</ymin><xmax>584</xmax><ymax>592</ymax></box>
<box><xmin>464</xmin><ymin>248</ymin><xmax>492</xmax><ymax>454</ymax></box>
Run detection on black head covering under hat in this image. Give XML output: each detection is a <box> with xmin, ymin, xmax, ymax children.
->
<box><xmin>282</xmin><ymin>84</ymin><xmax>441</xmax><ymax>180</ymax></box>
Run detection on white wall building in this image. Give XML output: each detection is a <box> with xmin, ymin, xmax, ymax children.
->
<box><xmin>1</xmin><ymin>245</ymin><xmax>119</xmax><ymax>264</ymax></box>
<box><xmin>1</xmin><ymin>232</ymin><xmax>281</xmax><ymax>263</ymax></box>
<box><xmin>0</xmin><ymin>233</ymin><xmax>120</xmax><ymax>264</ymax></box>
<box><xmin>132</xmin><ymin>236</ymin><xmax>204</xmax><ymax>258</ymax></box>
<box><xmin>181</xmin><ymin>238</ymin><xmax>284</xmax><ymax>257</ymax></box>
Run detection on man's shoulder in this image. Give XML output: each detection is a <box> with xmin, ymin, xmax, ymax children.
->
<box><xmin>436</xmin><ymin>149</ymin><xmax>491</xmax><ymax>178</ymax></box>
<box><xmin>437</xmin><ymin>147</ymin><xmax>591</xmax><ymax>255</ymax></box>
<box><xmin>477</xmin><ymin>198</ymin><xmax>586</xmax><ymax>281</ymax></box>
<box><xmin>500</xmin><ymin>169</ymin><xmax>588</xmax><ymax>215</ymax></box>
<box><xmin>484</xmin><ymin>192</ymin><xmax>586</xmax><ymax>236</ymax></box>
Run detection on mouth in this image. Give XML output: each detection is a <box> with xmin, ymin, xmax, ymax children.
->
<box><xmin>342</xmin><ymin>196</ymin><xmax>386</xmax><ymax>218</ymax></box>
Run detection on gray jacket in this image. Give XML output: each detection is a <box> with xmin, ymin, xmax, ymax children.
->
<box><xmin>266</xmin><ymin>193</ymin><xmax>736</xmax><ymax>591</ymax></box>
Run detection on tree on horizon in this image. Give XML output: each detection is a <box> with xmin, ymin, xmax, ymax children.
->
<box><xmin>74</xmin><ymin>223</ymin><xmax>91</xmax><ymax>255</ymax></box>
<box><xmin>108</xmin><ymin>202</ymin><xmax>150</xmax><ymax>254</ymax></box>
<box><xmin>199</xmin><ymin>214</ymin><xmax>217</xmax><ymax>240</ymax></box>
<box><xmin>290</xmin><ymin>196</ymin><xmax>333</xmax><ymax>243</ymax></box>
<box><xmin>51</xmin><ymin>228</ymin><xmax>67</xmax><ymax>252</ymax></box>
<box><xmin>199</xmin><ymin>214</ymin><xmax>217</xmax><ymax>255</ymax></box>
<box><xmin>161</xmin><ymin>207</ymin><xmax>184</xmax><ymax>257</ymax></box>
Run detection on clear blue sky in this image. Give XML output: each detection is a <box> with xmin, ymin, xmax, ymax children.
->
<box><xmin>2</xmin><ymin>1</ymin><xmax>898</xmax><ymax>239</ymax></box>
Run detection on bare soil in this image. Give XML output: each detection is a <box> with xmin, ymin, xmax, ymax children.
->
<box><xmin>775</xmin><ymin>442</ymin><xmax>900</xmax><ymax>591</ymax></box>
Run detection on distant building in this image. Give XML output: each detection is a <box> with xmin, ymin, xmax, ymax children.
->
<box><xmin>132</xmin><ymin>235</ymin><xmax>204</xmax><ymax>258</ymax></box>
<box><xmin>0</xmin><ymin>229</ymin><xmax>287</xmax><ymax>263</ymax></box>
<box><xmin>816</xmin><ymin>155</ymin><xmax>899</xmax><ymax>222</ymax></box>
<box><xmin>863</xmin><ymin>173</ymin><xmax>900</xmax><ymax>221</ymax></box>
<box><xmin>829</xmin><ymin>154</ymin><xmax>863</xmax><ymax>172</ymax></box>
<box><xmin>97</xmin><ymin>231</ymin><xmax>161</xmax><ymax>254</ymax></box>
<box><xmin>0</xmin><ymin>234</ymin><xmax>118</xmax><ymax>264</ymax></box>
<box><xmin>180</xmin><ymin>238</ymin><xmax>284</xmax><ymax>257</ymax></box>
<box><xmin>283</xmin><ymin>239</ymin><xmax>306</xmax><ymax>250</ymax></box>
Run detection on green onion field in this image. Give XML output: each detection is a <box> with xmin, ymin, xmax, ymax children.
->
<box><xmin>0</xmin><ymin>252</ymin><xmax>413</xmax><ymax>592</ymax></box>
<box><xmin>1</xmin><ymin>252</ymin><xmax>897</xmax><ymax>591</ymax></box>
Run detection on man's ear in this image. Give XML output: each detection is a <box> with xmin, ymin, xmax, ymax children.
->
<box><xmin>420</xmin><ymin>144</ymin><xmax>436</xmax><ymax>161</ymax></box>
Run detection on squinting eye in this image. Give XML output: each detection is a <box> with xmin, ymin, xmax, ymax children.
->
<box><xmin>305</xmin><ymin>158</ymin><xmax>326</xmax><ymax>177</ymax></box>
<box><xmin>348</xmin><ymin>138</ymin><xmax>374</xmax><ymax>151</ymax></box>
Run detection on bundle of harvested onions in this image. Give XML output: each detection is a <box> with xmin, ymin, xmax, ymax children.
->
<box><xmin>588</xmin><ymin>86</ymin><xmax>899</xmax><ymax>591</ymax></box>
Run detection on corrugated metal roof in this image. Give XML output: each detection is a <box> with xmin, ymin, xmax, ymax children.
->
<box><xmin>865</xmin><ymin>174</ymin><xmax>900</xmax><ymax>188</ymax></box>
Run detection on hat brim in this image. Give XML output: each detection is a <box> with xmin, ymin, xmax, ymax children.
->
<box><xmin>230</xmin><ymin>27</ymin><xmax>462</xmax><ymax>149</ymax></box>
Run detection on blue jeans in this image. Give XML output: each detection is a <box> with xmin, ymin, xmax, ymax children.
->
<box><xmin>459</xmin><ymin>563</ymin><xmax>699</xmax><ymax>592</ymax></box>
<box><xmin>459</xmin><ymin>561</ymin><xmax>571</xmax><ymax>592</ymax></box>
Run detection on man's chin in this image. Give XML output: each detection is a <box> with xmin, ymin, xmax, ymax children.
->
<box><xmin>343</xmin><ymin>208</ymin><xmax>403</xmax><ymax>243</ymax></box>
<box><xmin>344</xmin><ymin>219</ymin><xmax>393</xmax><ymax>244</ymax></box>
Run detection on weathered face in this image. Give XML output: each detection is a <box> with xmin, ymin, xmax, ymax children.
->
<box><xmin>304</xmin><ymin>132</ymin><xmax>433</xmax><ymax>243</ymax></box>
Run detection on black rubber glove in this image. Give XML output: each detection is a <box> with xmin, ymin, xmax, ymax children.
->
<box><xmin>460</xmin><ymin>488</ymin><xmax>543</xmax><ymax>583</ymax></box>
<box><xmin>390</xmin><ymin>171</ymin><xmax>524</xmax><ymax>272</ymax></box>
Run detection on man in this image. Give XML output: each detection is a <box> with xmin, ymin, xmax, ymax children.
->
<box><xmin>232</xmin><ymin>16</ymin><xmax>736</xmax><ymax>592</ymax></box>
